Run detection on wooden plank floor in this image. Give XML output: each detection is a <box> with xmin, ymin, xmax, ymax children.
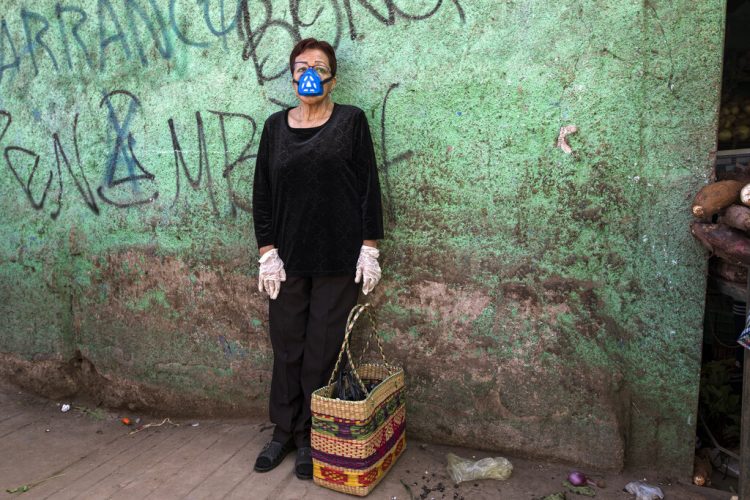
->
<box><xmin>0</xmin><ymin>382</ymin><xmax>733</xmax><ymax>500</ymax></box>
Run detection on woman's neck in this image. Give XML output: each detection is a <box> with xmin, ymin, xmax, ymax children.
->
<box><xmin>293</xmin><ymin>99</ymin><xmax>334</xmax><ymax>125</ymax></box>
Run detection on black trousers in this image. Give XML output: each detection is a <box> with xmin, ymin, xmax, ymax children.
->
<box><xmin>268</xmin><ymin>274</ymin><xmax>360</xmax><ymax>448</ymax></box>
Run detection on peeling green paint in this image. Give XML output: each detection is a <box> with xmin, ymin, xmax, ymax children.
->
<box><xmin>125</xmin><ymin>288</ymin><xmax>170</xmax><ymax>311</ymax></box>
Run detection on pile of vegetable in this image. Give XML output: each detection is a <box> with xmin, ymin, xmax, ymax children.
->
<box><xmin>691</xmin><ymin>179</ymin><xmax>750</xmax><ymax>271</ymax></box>
<box><xmin>718</xmin><ymin>96</ymin><xmax>750</xmax><ymax>144</ymax></box>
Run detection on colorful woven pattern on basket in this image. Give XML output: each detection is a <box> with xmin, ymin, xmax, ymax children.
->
<box><xmin>312</xmin><ymin>407</ymin><xmax>405</xmax><ymax>468</ymax></box>
<box><xmin>312</xmin><ymin>387</ymin><xmax>405</xmax><ymax>439</ymax></box>
<box><xmin>313</xmin><ymin>434</ymin><xmax>406</xmax><ymax>489</ymax></box>
<box><xmin>312</xmin><ymin>405</ymin><xmax>405</xmax><ymax>459</ymax></box>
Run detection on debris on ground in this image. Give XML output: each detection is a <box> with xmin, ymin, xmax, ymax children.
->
<box><xmin>567</xmin><ymin>471</ymin><xmax>605</xmax><ymax>488</ymax></box>
<box><xmin>445</xmin><ymin>453</ymin><xmax>512</xmax><ymax>483</ymax></box>
<box><xmin>399</xmin><ymin>479</ymin><xmax>415</xmax><ymax>500</ymax></box>
<box><xmin>405</xmin><ymin>464</ymin><xmax>461</xmax><ymax>500</ymax></box>
<box><xmin>563</xmin><ymin>479</ymin><xmax>596</xmax><ymax>496</ymax></box>
<box><xmin>6</xmin><ymin>485</ymin><xmax>30</xmax><ymax>494</ymax></box>
<box><xmin>74</xmin><ymin>405</ymin><xmax>106</xmax><ymax>420</ymax></box>
<box><xmin>538</xmin><ymin>493</ymin><xmax>567</xmax><ymax>500</ymax></box>
<box><xmin>128</xmin><ymin>417</ymin><xmax>180</xmax><ymax>435</ymax></box>
<box><xmin>623</xmin><ymin>481</ymin><xmax>664</xmax><ymax>500</ymax></box>
<box><xmin>60</xmin><ymin>404</ymin><xmax>70</xmax><ymax>413</ymax></box>
<box><xmin>6</xmin><ymin>473</ymin><xmax>65</xmax><ymax>494</ymax></box>
<box><xmin>120</xmin><ymin>417</ymin><xmax>132</xmax><ymax>426</ymax></box>
<box><xmin>568</xmin><ymin>471</ymin><xmax>588</xmax><ymax>487</ymax></box>
<box><xmin>418</xmin><ymin>481</ymin><xmax>446</xmax><ymax>499</ymax></box>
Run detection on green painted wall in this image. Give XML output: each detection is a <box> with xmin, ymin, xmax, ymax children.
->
<box><xmin>0</xmin><ymin>0</ymin><xmax>725</xmax><ymax>474</ymax></box>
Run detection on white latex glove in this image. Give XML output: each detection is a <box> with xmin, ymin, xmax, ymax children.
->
<box><xmin>258</xmin><ymin>249</ymin><xmax>286</xmax><ymax>300</ymax></box>
<box><xmin>354</xmin><ymin>245</ymin><xmax>381</xmax><ymax>295</ymax></box>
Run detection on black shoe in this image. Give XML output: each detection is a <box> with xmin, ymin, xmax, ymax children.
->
<box><xmin>295</xmin><ymin>446</ymin><xmax>313</xmax><ymax>480</ymax></box>
<box><xmin>254</xmin><ymin>439</ymin><xmax>295</xmax><ymax>472</ymax></box>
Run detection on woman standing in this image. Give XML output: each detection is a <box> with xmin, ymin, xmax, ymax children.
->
<box><xmin>251</xmin><ymin>38</ymin><xmax>384</xmax><ymax>480</ymax></box>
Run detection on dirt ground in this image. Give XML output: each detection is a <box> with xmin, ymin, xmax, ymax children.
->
<box><xmin>0</xmin><ymin>380</ymin><xmax>736</xmax><ymax>500</ymax></box>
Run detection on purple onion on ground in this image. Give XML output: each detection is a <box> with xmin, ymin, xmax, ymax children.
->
<box><xmin>568</xmin><ymin>471</ymin><xmax>588</xmax><ymax>487</ymax></box>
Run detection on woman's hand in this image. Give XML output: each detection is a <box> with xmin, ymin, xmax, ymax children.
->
<box><xmin>355</xmin><ymin>244</ymin><xmax>381</xmax><ymax>295</ymax></box>
<box><xmin>258</xmin><ymin>249</ymin><xmax>286</xmax><ymax>300</ymax></box>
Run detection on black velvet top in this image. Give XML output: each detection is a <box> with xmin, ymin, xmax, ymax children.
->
<box><xmin>252</xmin><ymin>104</ymin><xmax>384</xmax><ymax>276</ymax></box>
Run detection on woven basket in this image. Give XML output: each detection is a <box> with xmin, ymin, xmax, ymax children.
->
<box><xmin>311</xmin><ymin>303</ymin><xmax>406</xmax><ymax>496</ymax></box>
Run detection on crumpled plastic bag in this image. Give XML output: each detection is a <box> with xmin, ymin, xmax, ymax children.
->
<box><xmin>624</xmin><ymin>481</ymin><xmax>664</xmax><ymax>500</ymax></box>
<box><xmin>445</xmin><ymin>453</ymin><xmax>512</xmax><ymax>484</ymax></box>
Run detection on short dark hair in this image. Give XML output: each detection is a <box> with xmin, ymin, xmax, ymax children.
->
<box><xmin>289</xmin><ymin>38</ymin><xmax>337</xmax><ymax>77</ymax></box>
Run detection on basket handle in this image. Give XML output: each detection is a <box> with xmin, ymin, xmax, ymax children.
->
<box><xmin>354</xmin><ymin>305</ymin><xmax>393</xmax><ymax>370</ymax></box>
<box><xmin>325</xmin><ymin>303</ymin><xmax>394</xmax><ymax>396</ymax></box>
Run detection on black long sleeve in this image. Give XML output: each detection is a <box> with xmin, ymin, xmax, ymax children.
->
<box><xmin>252</xmin><ymin>124</ymin><xmax>274</xmax><ymax>248</ymax></box>
<box><xmin>354</xmin><ymin>112</ymin><xmax>384</xmax><ymax>241</ymax></box>
<box><xmin>251</xmin><ymin>104</ymin><xmax>384</xmax><ymax>276</ymax></box>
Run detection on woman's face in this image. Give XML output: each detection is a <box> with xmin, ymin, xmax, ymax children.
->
<box><xmin>292</xmin><ymin>48</ymin><xmax>336</xmax><ymax>104</ymax></box>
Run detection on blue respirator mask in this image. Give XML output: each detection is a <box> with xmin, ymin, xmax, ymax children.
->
<box><xmin>293</xmin><ymin>66</ymin><xmax>335</xmax><ymax>96</ymax></box>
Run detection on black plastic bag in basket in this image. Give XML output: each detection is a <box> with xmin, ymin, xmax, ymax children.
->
<box><xmin>335</xmin><ymin>353</ymin><xmax>367</xmax><ymax>401</ymax></box>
